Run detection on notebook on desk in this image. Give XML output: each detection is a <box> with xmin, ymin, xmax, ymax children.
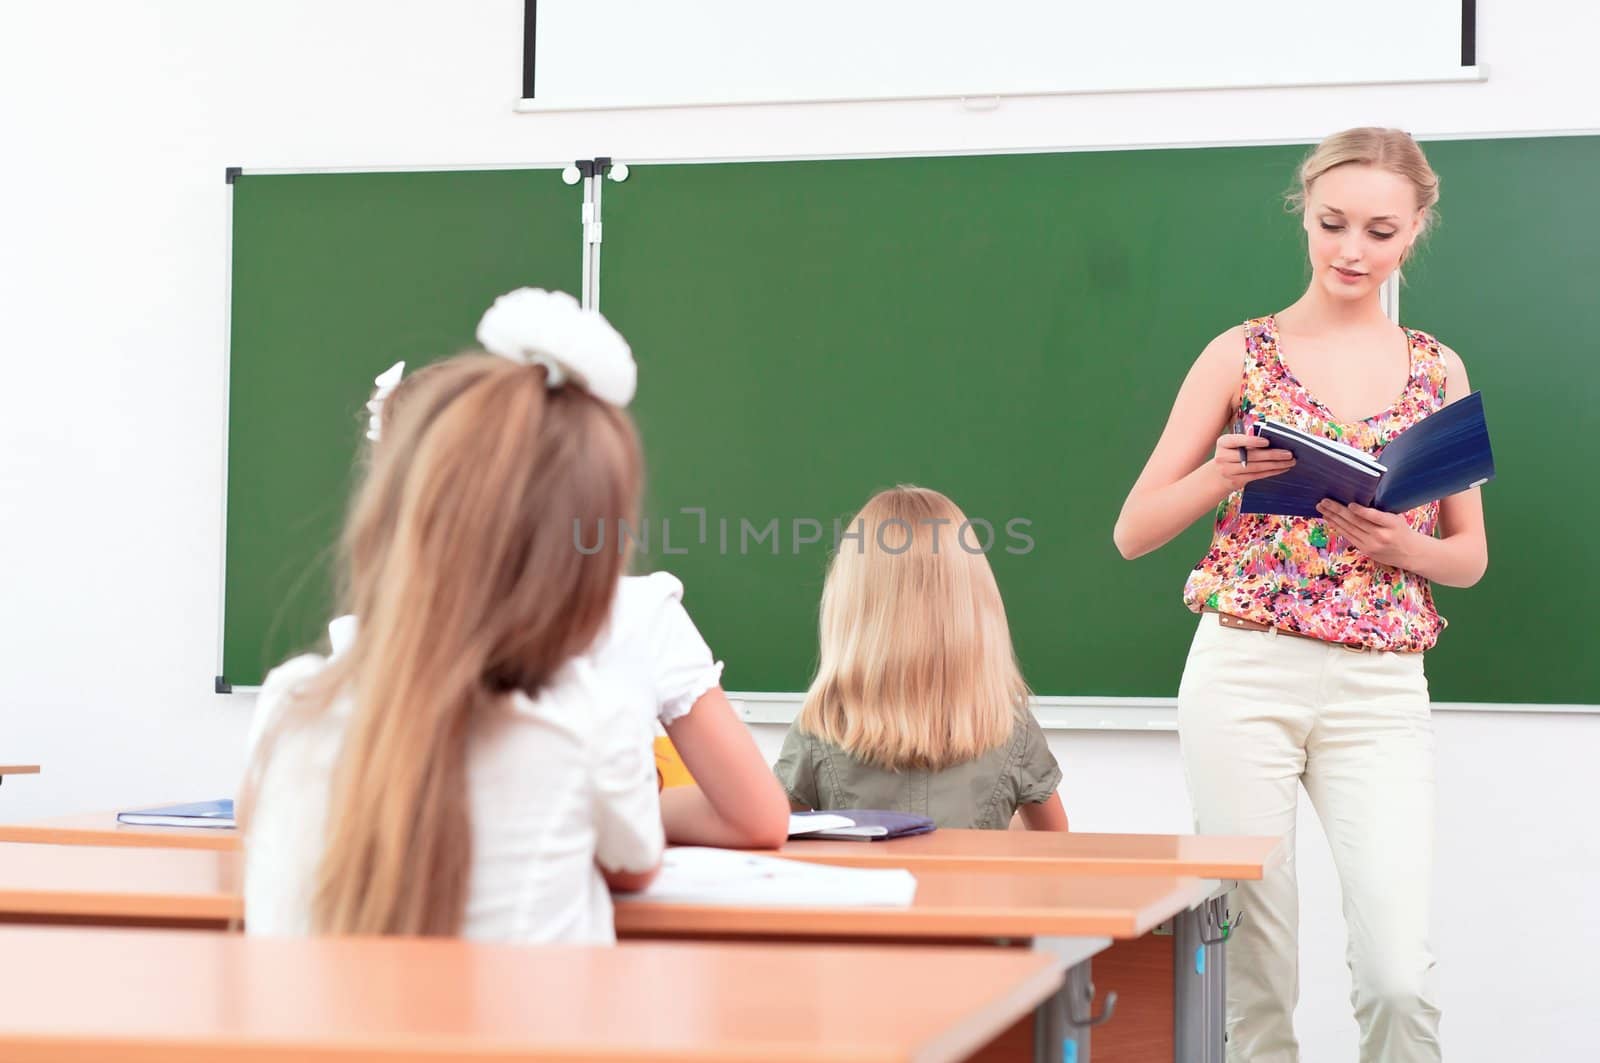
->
<box><xmin>116</xmin><ymin>799</ymin><xmax>235</xmax><ymax>829</ymax></box>
<box><xmin>622</xmin><ymin>847</ymin><xmax>918</xmax><ymax>908</ymax></box>
<box><xmin>787</xmin><ymin>810</ymin><xmax>935</xmax><ymax>841</ymax></box>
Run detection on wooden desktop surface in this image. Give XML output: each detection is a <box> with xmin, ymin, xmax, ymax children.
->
<box><xmin>0</xmin><ymin>845</ymin><xmax>1198</xmax><ymax>1061</ymax></box>
<box><xmin>0</xmin><ymin>842</ymin><xmax>239</xmax><ymax>925</ymax></box>
<box><xmin>0</xmin><ymin>765</ymin><xmax>41</xmax><ymax>776</ymax></box>
<box><xmin>616</xmin><ymin>872</ymin><xmax>1214</xmax><ymax>941</ymax></box>
<box><xmin>0</xmin><ymin>927</ymin><xmax>1061</xmax><ymax>1063</ymax></box>
<box><xmin>0</xmin><ymin>813</ymin><xmax>1282</xmax><ymax>887</ymax></box>
<box><xmin>777</xmin><ymin>829</ymin><xmax>1284</xmax><ymax>880</ymax></box>
<box><xmin>0</xmin><ymin>841</ymin><xmax>1206</xmax><ymax>942</ymax></box>
<box><xmin>0</xmin><ymin>811</ymin><xmax>237</xmax><ymax>850</ymax></box>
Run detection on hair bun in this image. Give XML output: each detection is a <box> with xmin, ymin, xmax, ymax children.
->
<box><xmin>475</xmin><ymin>288</ymin><xmax>636</xmax><ymax>408</ymax></box>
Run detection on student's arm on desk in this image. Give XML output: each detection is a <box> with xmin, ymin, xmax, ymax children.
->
<box><xmin>660</xmin><ymin>688</ymin><xmax>790</xmax><ymax>850</ymax></box>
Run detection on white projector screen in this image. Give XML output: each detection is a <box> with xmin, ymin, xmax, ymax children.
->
<box><xmin>523</xmin><ymin>0</ymin><xmax>1474</xmax><ymax>110</ymax></box>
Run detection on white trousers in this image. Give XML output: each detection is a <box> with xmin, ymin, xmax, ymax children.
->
<box><xmin>1178</xmin><ymin>614</ymin><xmax>1441</xmax><ymax>1063</ymax></box>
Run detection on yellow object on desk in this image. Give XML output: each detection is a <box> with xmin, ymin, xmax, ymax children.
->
<box><xmin>654</xmin><ymin>736</ymin><xmax>694</xmax><ymax>790</ymax></box>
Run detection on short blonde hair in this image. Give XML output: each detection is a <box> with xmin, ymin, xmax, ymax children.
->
<box><xmin>797</xmin><ymin>485</ymin><xmax>1030</xmax><ymax>772</ymax></box>
<box><xmin>1287</xmin><ymin>127</ymin><xmax>1441</xmax><ymax>263</ymax></box>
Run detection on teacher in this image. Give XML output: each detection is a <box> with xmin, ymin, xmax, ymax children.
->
<box><xmin>1114</xmin><ymin>128</ymin><xmax>1487</xmax><ymax>1062</ymax></box>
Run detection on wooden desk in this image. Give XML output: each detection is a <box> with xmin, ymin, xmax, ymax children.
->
<box><xmin>615</xmin><ymin>871</ymin><xmax>1211</xmax><ymax>941</ymax></box>
<box><xmin>0</xmin><ymin>764</ymin><xmax>40</xmax><ymax>786</ymax></box>
<box><xmin>777</xmin><ymin>829</ymin><xmax>1284</xmax><ymax>881</ymax></box>
<box><xmin>770</xmin><ymin>830</ymin><xmax>1278</xmax><ymax>1063</ymax></box>
<box><xmin>0</xmin><ymin>843</ymin><xmax>238</xmax><ymax>928</ymax></box>
<box><xmin>0</xmin><ymin>927</ymin><xmax>1061</xmax><ymax>1063</ymax></box>
<box><xmin>0</xmin><ymin>829</ymin><xmax>1257</xmax><ymax>1062</ymax></box>
<box><xmin>619</xmin><ymin>871</ymin><xmax>1214</xmax><ymax>1063</ymax></box>
<box><xmin>0</xmin><ymin>811</ymin><xmax>236</xmax><ymax>850</ymax></box>
<box><xmin>0</xmin><ymin>839</ymin><xmax>1180</xmax><ymax>1062</ymax></box>
<box><xmin>0</xmin><ymin>813</ymin><xmax>1282</xmax><ymax>889</ymax></box>
<box><xmin>0</xmin><ymin>843</ymin><xmax>1206</xmax><ymax>941</ymax></box>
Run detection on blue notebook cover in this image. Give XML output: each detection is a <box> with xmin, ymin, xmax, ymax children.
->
<box><xmin>790</xmin><ymin>809</ymin><xmax>936</xmax><ymax>842</ymax></box>
<box><xmin>1241</xmin><ymin>392</ymin><xmax>1495</xmax><ymax>518</ymax></box>
<box><xmin>117</xmin><ymin>799</ymin><xmax>235</xmax><ymax>828</ymax></box>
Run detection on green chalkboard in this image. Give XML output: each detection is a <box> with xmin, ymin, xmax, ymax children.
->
<box><xmin>223</xmin><ymin>168</ymin><xmax>580</xmax><ymax>687</ymax></box>
<box><xmin>1399</xmin><ymin>137</ymin><xmax>1600</xmax><ymax>704</ymax></box>
<box><xmin>223</xmin><ymin>139</ymin><xmax>1600</xmax><ymax>704</ymax></box>
<box><xmin>603</xmin><ymin>141</ymin><xmax>1597</xmax><ymax>704</ymax></box>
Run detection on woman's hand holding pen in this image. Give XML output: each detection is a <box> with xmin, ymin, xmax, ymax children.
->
<box><xmin>1210</xmin><ymin>431</ymin><xmax>1295</xmax><ymax>492</ymax></box>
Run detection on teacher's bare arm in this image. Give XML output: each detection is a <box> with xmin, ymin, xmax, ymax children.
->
<box><xmin>1396</xmin><ymin>346</ymin><xmax>1489</xmax><ymax>587</ymax></box>
<box><xmin>1113</xmin><ymin>328</ymin><xmax>1295</xmax><ymax>559</ymax></box>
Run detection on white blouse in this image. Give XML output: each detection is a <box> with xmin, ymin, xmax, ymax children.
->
<box><xmin>243</xmin><ymin>652</ymin><xmax>663</xmax><ymax>944</ymax></box>
<box><xmin>321</xmin><ymin>573</ymin><xmax>723</xmax><ymax>728</ymax></box>
<box><xmin>591</xmin><ymin>572</ymin><xmax>726</xmax><ymax>727</ymax></box>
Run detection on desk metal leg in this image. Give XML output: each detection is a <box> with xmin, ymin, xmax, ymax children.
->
<box><xmin>1174</xmin><ymin>895</ymin><xmax>1233</xmax><ymax>1063</ymax></box>
<box><xmin>1035</xmin><ymin>959</ymin><xmax>1093</xmax><ymax>1063</ymax></box>
<box><xmin>1032</xmin><ymin>936</ymin><xmax>1116</xmax><ymax>1063</ymax></box>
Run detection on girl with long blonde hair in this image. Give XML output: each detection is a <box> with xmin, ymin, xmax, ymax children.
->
<box><xmin>321</xmin><ymin>303</ymin><xmax>788</xmax><ymax>852</ymax></box>
<box><xmin>775</xmin><ymin>485</ymin><xmax>1067</xmax><ymax>830</ymax></box>
<box><xmin>242</xmin><ymin>290</ymin><xmax>663</xmax><ymax>941</ymax></box>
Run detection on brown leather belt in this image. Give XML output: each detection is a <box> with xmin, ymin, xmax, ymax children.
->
<box><xmin>1204</xmin><ymin>608</ymin><xmax>1373</xmax><ymax>653</ymax></box>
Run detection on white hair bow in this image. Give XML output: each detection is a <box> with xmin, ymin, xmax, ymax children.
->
<box><xmin>365</xmin><ymin>360</ymin><xmax>406</xmax><ymax>442</ymax></box>
<box><xmin>475</xmin><ymin>288</ymin><xmax>636</xmax><ymax>408</ymax></box>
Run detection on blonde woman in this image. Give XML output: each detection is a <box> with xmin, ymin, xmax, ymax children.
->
<box><xmin>1116</xmin><ymin>129</ymin><xmax>1488</xmax><ymax>1061</ymax></box>
<box><xmin>775</xmin><ymin>486</ymin><xmax>1067</xmax><ymax>830</ymax></box>
<box><xmin>242</xmin><ymin>292</ymin><xmax>663</xmax><ymax>941</ymax></box>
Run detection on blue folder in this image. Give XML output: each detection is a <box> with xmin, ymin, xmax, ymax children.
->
<box><xmin>1241</xmin><ymin>391</ymin><xmax>1495</xmax><ymax>517</ymax></box>
<box><xmin>788</xmin><ymin>809</ymin><xmax>935</xmax><ymax>842</ymax></box>
<box><xmin>117</xmin><ymin>799</ymin><xmax>235</xmax><ymax>829</ymax></box>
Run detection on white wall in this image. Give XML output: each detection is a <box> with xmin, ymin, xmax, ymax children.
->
<box><xmin>530</xmin><ymin>0</ymin><xmax>1469</xmax><ymax>108</ymax></box>
<box><xmin>2</xmin><ymin>3</ymin><xmax>1595</xmax><ymax>1060</ymax></box>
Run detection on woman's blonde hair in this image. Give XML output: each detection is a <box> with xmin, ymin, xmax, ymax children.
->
<box><xmin>245</xmin><ymin>353</ymin><xmax>641</xmax><ymax>937</ymax></box>
<box><xmin>796</xmin><ymin>485</ymin><xmax>1029</xmax><ymax>772</ymax></box>
<box><xmin>1287</xmin><ymin>127</ymin><xmax>1441</xmax><ymax>263</ymax></box>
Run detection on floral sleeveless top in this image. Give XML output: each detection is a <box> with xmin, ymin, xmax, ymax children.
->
<box><xmin>1181</xmin><ymin>315</ymin><xmax>1448</xmax><ymax>653</ymax></box>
